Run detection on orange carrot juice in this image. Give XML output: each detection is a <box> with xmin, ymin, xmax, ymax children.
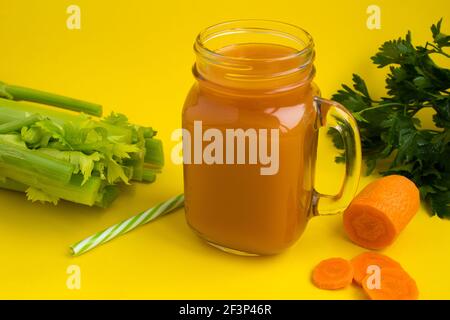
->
<box><xmin>182</xmin><ymin>20</ymin><xmax>361</xmax><ymax>255</ymax></box>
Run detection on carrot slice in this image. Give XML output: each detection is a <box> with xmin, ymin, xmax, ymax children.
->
<box><xmin>351</xmin><ymin>252</ymin><xmax>403</xmax><ymax>286</ymax></box>
<box><xmin>362</xmin><ymin>268</ymin><xmax>418</xmax><ymax>300</ymax></box>
<box><xmin>312</xmin><ymin>258</ymin><xmax>354</xmax><ymax>290</ymax></box>
<box><xmin>343</xmin><ymin>175</ymin><xmax>420</xmax><ymax>249</ymax></box>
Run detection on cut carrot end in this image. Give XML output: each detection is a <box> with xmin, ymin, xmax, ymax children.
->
<box><xmin>343</xmin><ymin>175</ymin><xmax>419</xmax><ymax>250</ymax></box>
<box><xmin>344</xmin><ymin>205</ymin><xmax>397</xmax><ymax>250</ymax></box>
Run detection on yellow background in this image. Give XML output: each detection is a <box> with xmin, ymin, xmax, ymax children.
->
<box><xmin>0</xmin><ymin>0</ymin><xmax>449</xmax><ymax>299</ymax></box>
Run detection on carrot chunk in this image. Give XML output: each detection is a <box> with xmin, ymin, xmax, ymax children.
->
<box><xmin>362</xmin><ymin>268</ymin><xmax>419</xmax><ymax>300</ymax></box>
<box><xmin>343</xmin><ymin>175</ymin><xmax>420</xmax><ymax>249</ymax></box>
<box><xmin>312</xmin><ymin>258</ymin><xmax>354</xmax><ymax>290</ymax></box>
<box><xmin>351</xmin><ymin>252</ymin><xmax>402</xmax><ymax>286</ymax></box>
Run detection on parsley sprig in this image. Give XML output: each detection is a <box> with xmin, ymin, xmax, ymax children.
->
<box><xmin>329</xmin><ymin>19</ymin><xmax>450</xmax><ymax>218</ymax></box>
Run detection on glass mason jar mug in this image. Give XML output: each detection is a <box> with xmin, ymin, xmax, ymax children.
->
<box><xmin>182</xmin><ymin>20</ymin><xmax>362</xmax><ymax>255</ymax></box>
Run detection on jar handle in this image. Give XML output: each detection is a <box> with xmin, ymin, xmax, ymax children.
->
<box><xmin>312</xmin><ymin>96</ymin><xmax>362</xmax><ymax>216</ymax></box>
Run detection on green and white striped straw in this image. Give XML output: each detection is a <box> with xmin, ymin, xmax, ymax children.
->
<box><xmin>70</xmin><ymin>194</ymin><xmax>184</xmax><ymax>256</ymax></box>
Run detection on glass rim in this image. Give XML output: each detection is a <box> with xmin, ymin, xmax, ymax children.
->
<box><xmin>194</xmin><ymin>19</ymin><xmax>314</xmax><ymax>63</ymax></box>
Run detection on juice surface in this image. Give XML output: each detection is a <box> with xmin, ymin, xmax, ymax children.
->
<box><xmin>183</xmin><ymin>43</ymin><xmax>318</xmax><ymax>255</ymax></box>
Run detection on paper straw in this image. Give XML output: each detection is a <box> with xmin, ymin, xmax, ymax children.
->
<box><xmin>70</xmin><ymin>194</ymin><xmax>184</xmax><ymax>256</ymax></box>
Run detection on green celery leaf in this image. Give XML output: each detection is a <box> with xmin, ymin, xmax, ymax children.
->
<box><xmin>106</xmin><ymin>158</ymin><xmax>130</xmax><ymax>184</ymax></box>
<box><xmin>36</xmin><ymin>148</ymin><xmax>102</xmax><ymax>185</ymax></box>
<box><xmin>102</xmin><ymin>112</ymin><xmax>130</xmax><ymax>128</ymax></box>
<box><xmin>26</xmin><ymin>187</ymin><xmax>59</xmax><ymax>205</ymax></box>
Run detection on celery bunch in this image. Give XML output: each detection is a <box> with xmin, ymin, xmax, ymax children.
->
<box><xmin>0</xmin><ymin>81</ymin><xmax>164</xmax><ymax>207</ymax></box>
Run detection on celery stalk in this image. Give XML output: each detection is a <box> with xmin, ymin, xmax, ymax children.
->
<box><xmin>0</xmin><ymin>167</ymin><xmax>103</xmax><ymax>206</ymax></box>
<box><xmin>0</xmin><ymin>177</ymin><xmax>27</xmax><ymax>192</ymax></box>
<box><xmin>0</xmin><ymin>142</ymin><xmax>74</xmax><ymax>184</ymax></box>
<box><xmin>141</xmin><ymin>168</ymin><xmax>157</xmax><ymax>183</ymax></box>
<box><xmin>129</xmin><ymin>138</ymin><xmax>164</xmax><ymax>181</ymax></box>
<box><xmin>144</xmin><ymin>138</ymin><xmax>164</xmax><ymax>168</ymax></box>
<box><xmin>0</xmin><ymin>175</ymin><xmax>118</xmax><ymax>208</ymax></box>
<box><xmin>95</xmin><ymin>185</ymin><xmax>120</xmax><ymax>208</ymax></box>
<box><xmin>0</xmin><ymin>114</ymin><xmax>42</xmax><ymax>134</ymax></box>
<box><xmin>0</xmin><ymin>81</ymin><xmax>102</xmax><ymax>116</ymax></box>
<box><xmin>127</xmin><ymin>127</ymin><xmax>146</xmax><ymax>181</ymax></box>
<box><xmin>0</xmin><ymin>98</ymin><xmax>133</xmax><ymax>142</ymax></box>
<box><xmin>0</xmin><ymin>83</ymin><xmax>163</xmax><ymax>207</ymax></box>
